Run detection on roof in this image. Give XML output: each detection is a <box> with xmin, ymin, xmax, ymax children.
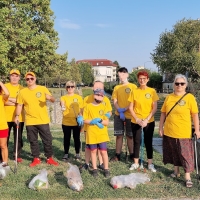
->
<box><xmin>76</xmin><ymin>59</ymin><xmax>117</xmax><ymax>67</ymax></box>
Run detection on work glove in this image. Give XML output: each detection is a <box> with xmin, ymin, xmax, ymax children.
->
<box><xmin>117</xmin><ymin>108</ymin><xmax>126</xmax><ymax>113</ymax></box>
<box><xmin>105</xmin><ymin>112</ymin><xmax>111</xmax><ymax>118</ymax></box>
<box><xmin>77</xmin><ymin>115</ymin><xmax>84</xmax><ymax>126</ymax></box>
<box><xmin>96</xmin><ymin>122</ymin><xmax>104</xmax><ymax>129</ymax></box>
<box><xmin>119</xmin><ymin>112</ymin><xmax>125</xmax><ymax>121</ymax></box>
<box><xmin>90</xmin><ymin>118</ymin><xmax>101</xmax><ymax>125</ymax></box>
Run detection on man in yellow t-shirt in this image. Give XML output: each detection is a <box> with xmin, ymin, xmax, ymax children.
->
<box><xmin>2</xmin><ymin>69</ymin><xmax>24</xmax><ymax>163</ymax></box>
<box><xmin>79</xmin><ymin>81</ymin><xmax>112</xmax><ymax>172</ymax></box>
<box><xmin>83</xmin><ymin>88</ymin><xmax>110</xmax><ymax>177</ymax></box>
<box><xmin>14</xmin><ymin>72</ymin><xmax>59</xmax><ymax>167</ymax></box>
<box><xmin>110</xmin><ymin>67</ymin><xmax>137</xmax><ymax>162</ymax></box>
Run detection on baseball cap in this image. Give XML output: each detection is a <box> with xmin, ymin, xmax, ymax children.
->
<box><xmin>93</xmin><ymin>89</ymin><xmax>105</xmax><ymax>97</ymax></box>
<box><xmin>25</xmin><ymin>72</ymin><xmax>36</xmax><ymax>78</ymax></box>
<box><xmin>10</xmin><ymin>69</ymin><xmax>20</xmax><ymax>75</ymax></box>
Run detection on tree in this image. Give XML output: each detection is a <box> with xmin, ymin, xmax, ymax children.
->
<box><xmin>113</xmin><ymin>61</ymin><xmax>121</xmax><ymax>82</ymax></box>
<box><xmin>0</xmin><ymin>0</ymin><xmax>64</xmax><ymax>78</ymax></box>
<box><xmin>77</xmin><ymin>62</ymin><xmax>94</xmax><ymax>86</ymax></box>
<box><xmin>68</xmin><ymin>58</ymin><xmax>82</xmax><ymax>84</ymax></box>
<box><xmin>151</xmin><ymin>19</ymin><xmax>200</xmax><ymax>81</ymax></box>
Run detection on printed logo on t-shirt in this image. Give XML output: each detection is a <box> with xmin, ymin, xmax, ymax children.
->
<box><xmin>125</xmin><ymin>88</ymin><xmax>131</xmax><ymax>93</ymax></box>
<box><xmin>178</xmin><ymin>100</ymin><xmax>186</xmax><ymax>106</ymax></box>
<box><xmin>73</xmin><ymin>98</ymin><xmax>78</xmax><ymax>102</ymax></box>
<box><xmin>99</xmin><ymin>110</ymin><xmax>104</xmax><ymax>116</ymax></box>
<box><xmin>145</xmin><ymin>93</ymin><xmax>151</xmax><ymax>99</ymax></box>
<box><xmin>36</xmin><ymin>92</ymin><xmax>42</xmax><ymax>98</ymax></box>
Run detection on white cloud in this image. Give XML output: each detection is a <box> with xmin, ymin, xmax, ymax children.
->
<box><xmin>59</xmin><ymin>19</ymin><xmax>81</xmax><ymax>29</ymax></box>
<box><xmin>95</xmin><ymin>23</ymin><xmax>110</xmax><ymax>28</ymax></box>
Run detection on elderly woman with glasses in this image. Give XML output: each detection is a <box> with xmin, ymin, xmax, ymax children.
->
<box><xmin>159</xmin><ymin>74</ymin><xmax>200</xmax><ymax>188</ymax></box>
<box><xmin>60</xmin><ymin>80</ymin><xmax>83</xmax><ymax>161</ymax></box>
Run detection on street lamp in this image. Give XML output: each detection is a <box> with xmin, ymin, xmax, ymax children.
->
<box><xmin>144</xmin><ymin>61</ymin><xmax>151</xmax><ymax>68</ymax></box>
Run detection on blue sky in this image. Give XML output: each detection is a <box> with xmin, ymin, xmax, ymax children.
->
<box><xmin>50</xmin><ymin>0</ymin><xmax>200</xmax><ymax>72</ymax></box>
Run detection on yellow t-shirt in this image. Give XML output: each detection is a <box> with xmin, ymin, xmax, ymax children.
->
<box><xmin>83</xmin><ymin>103</ymin><xmax>110</xmax><ymax>144</ymax></box>
<box><xmin>17</xmin><ymin>85</ymin><xmax>51</xmax><ymax>125</ymax></box>
<box><xmin>0</xmin><ymin>95</ymin><xmax>8</xmax><ymax>130</ymax></box>
<box><xmin>4</xmin><ymin>83</ymin><xmax>24</xmax><ymax>122</ymax></box>
<box><xmin>83</xmin><ymin>94</ymin><xmax>112</xmax><ymax>131</ymax></box>
<box><xmin>128</xmin><ymin>87</ymin><xmax>159</xmax><ymax>123</ymax></box>
<box><xmin>60</xmin><ymin>94</ymin><xmax>83</xmax><ymax>126</ymax></box>
<box><xmin>112</xmin><ymin>83</ymin><xmax>137</xmax><ymax>119</ymax></box>
<box><xmin>161</xmin><ymin>93</ymin><xmax>198</xmax><ymax>138</ymax></box>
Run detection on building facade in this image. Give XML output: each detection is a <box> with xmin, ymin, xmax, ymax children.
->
<box><xmin>76</xmin><ymin>59</ymin><xmax>117</xmax><ymax>82</ymax></box>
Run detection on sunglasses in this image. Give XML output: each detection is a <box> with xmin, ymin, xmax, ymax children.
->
<box><xmin>175</xmin><ymin>82</ymin><xmax>185</xmax><ymax>86</ymax></box>
<box><xmin>66</xmin><ymin>86</ymin><xmax>75</xmax><ymax>89</ymax></box>
<box><xmin>26</xmin><ymin>77</ymin><xmax>34</xmax><ymax>81</ymax></box>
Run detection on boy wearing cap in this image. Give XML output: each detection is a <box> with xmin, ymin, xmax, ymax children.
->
<box><xmin>1</xmin><ymin>69</ymin><xmax>24</xmax><ymax>163</ymax></box>
<box><xmin>14</xmin><ymin>72</ymin><xmax>59</xmax><ymax>167</ymax></box>
<box><xmin>79</xmin><ymin>81</ymin><xmax>112</xmax><ymax>172</ymax></box>
<box><xmin>83</xmin><ymin>86</ymin><xmax>111</xmax><ymax>177</ymax></box>
<box><xmin>110</xmin><ymin>67</ymin><xmax>137</xmax><ymax>162</ymax></box>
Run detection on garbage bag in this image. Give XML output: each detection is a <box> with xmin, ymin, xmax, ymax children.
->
<box><xmin>0</xmin><ymin>164</ymin><xmax>11</xmax><ymax>179</ymax></box>
<box><xmin>110</xmin><ymin>173</ymin><xmax>150</xmax><ymax>189</ymax></box>
<box><xmin>66</xmin><ymin>163</ymin><xmax>83</xmax><ymax>191</ymax></box>
<box><xmin>28</xmin><ymin>169</ymin><xmax>49</xmax><ymax>190</ymax></box>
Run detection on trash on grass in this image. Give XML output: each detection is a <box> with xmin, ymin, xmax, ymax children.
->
<box><xmin>110</xmin><ymin>173</ymin><xmax>150</xmax><ymax>189</ymax></box>
<box><xmin>0</xmin><ymin>164</ymin><xmax>11</xmax><ymax>179</ymax></box>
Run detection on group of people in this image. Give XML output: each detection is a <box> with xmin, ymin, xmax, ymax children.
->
<box><xmin>0</xmin><ymin>68</ymin><xmax>199</xmax><ymax>188</ymax></box>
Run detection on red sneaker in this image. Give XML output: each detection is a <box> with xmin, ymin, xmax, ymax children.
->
<box><xmin>29</xmin><ymin>158</ymin><xmax>41</xmax><ymax>167</ymax></box>
<box><xmin>17</xmin><ymin>158</ymin><xmax>23</xmax><ymax>163</ymax></box>
<box><xmin>46</xmin><ymin>157</ymin><xmax>59</xmax><ymax>166</ymax></box>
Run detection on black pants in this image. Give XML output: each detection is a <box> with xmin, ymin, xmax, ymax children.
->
<box><xmin>26</xmin><ymin>124</ymin><xmax>53</xmax><ymax>158</ymax></box>
<box><xmin>131</xmin><ymin>122</ymin><xmax>155</xmax><ymax>159</ymax></box>
<box><xmin>62</xmin><ymin>125</ymin><xmax>80</xmax><ymax>154</ymax></box>
<box><xmin>0</xmin><ymin>122</ymin><xmax>24</xmax><ymax>160</ymax></box>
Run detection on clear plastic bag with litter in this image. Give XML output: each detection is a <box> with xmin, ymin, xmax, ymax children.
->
<box><xmin>28</xmin><ymin>169</ymin><xmax>49</xmax><ymax>190</ymax></box>
<box><xmin>110</xmin><ymin>173</ymin><xmax>150</xmax><ymax>189</ymax></box>
<box><xmin>66</xmin><ymin>163</ymin><xmax>83</xmax><ymax>192</ymax></box>
<box><xmin>0</xmin><ymin>164</ymin><xmax>11</xmax><ymax>179</ymax></box>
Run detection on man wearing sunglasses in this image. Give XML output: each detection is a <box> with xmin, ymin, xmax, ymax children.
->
<box><xmin>14</xmin><ymin>72</ymin><xmax>59</xmax><ymax>167</ymax></box>
<box><xmin>0</xmin><ymin>69</ymin><xmax>24</xmax><ymax>163</ymax></box>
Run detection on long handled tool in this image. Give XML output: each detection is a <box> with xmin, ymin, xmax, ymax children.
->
<box><xmin>194</xmin><ymin>134</ymin><xmax>200</xmax><ymax>182</ymax></box>
<box><xmin>139</xmin><ymin>127</ymin><xmax>146</xmax><ymax>172</ymax></box>
<box><xmin>14</xmin><ymin>120</ymin><xmax>19</xmax><ymax>174</ymax></box>
<box><xmin>123</xmin><ymin>121</ymin><xmax>128</xmax><ymax>163</ymax></box>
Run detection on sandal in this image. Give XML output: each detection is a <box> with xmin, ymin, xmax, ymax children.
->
<box><xmin>186</xmin><ymin>180</ymin><xmax>193</xmax><ymax>188</ymax></box>
<box><xmin>170</xmin><ymin>172</ymin><xmax>180</xmax><ymax>178</ymax></box>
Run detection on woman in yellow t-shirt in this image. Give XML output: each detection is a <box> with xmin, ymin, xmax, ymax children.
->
<box><xmin>159</xmin><ymin>74</ymin><xmax>200</xmax><ymax>188</ymax></box>
<box><xmin>0</xmin><ymin>81</ymin><xmax>9</xmax><ymax>166</ymax></box>
<box><xmin>128</xmin><ymin>70</ymin><xmax>159</xmax><ymax>172</ymax></box>
<box><xmin>60</xmin><ymin>81</ymin><xmax>83</xmax><ymax>161</ymax></box>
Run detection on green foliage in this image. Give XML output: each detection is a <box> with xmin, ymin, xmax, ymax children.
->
<box><xmin>0</xmin><ymin>0</ymin><xmax>67</xmax><ymax>78</ymax></box>
<box><xmin>151</xmin><ymin>19</ymin><xmax>200</xmax><ymax>81</ymax></box>
<box><xmin>77</xmin><ymin>62</ymin><xmax>94</xmax><ymax>85</ymax></box>
<box><xmin>113</xmin><ymin>60</ymin><xmax>121</xmax><ymax>82</ymax></box>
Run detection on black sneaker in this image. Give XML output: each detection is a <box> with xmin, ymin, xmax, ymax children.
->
<box><xmin>74</xmin><ymin>155</ymin><xmax>81</xmax><ymax>160</ymax></box>
<box><xmin>110</xmin><ymin>156</ymin><xmax>120</xmax><ymax>162</ymax></box>
<box><xmin>79</xmin><ymin>163</ymin><xmax>89</xmax><ymax>172</ymax></box>
<box><xmin>98</xmin><ymin>163</ymin><xmax>104</xmax><ymax>170</ymax></box>
<box><xmin>92</xmin><ymin>169</ymin><xmax>98</xmax><ymax>177</ymax></box>
<box><xmin>104</xmin><ymin>169</ymin><xmax>110</xmax><ymax>178</ymax></box>
<box><xmin>62</xmin><ymin>154</ymin><xmax>69</xmax><ymax>162</ymax></box>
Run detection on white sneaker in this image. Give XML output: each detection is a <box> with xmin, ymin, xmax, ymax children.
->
<box><xmin>129</xmin><ymin>163</ymin><xmax>139</xmax><ymax>170</ymax></box>
<box><xmin>62</xmin><ymin>154</ymin><xmax>68</xmax><ymax>161</ymax></box>
<box><xmin>148</xmin><ymin>164</ymin><xmax>156</xmax><ymax>172</ymax></box>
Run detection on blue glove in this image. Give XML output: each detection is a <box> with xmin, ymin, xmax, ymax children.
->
<box><xmin>77</xmin><ymin>115</ymin><xmax>84</xmax><ymax>126</ymax></box>
<box><xmin>119</xmin><ymin>112</ymin><xmax>125</xmax><ymax>121</ymax></box>
<box><xmin>117</xmin><ymin>108</ymin><xmax>126</xmax><ymax>113</ymax></box>
<box><xmin>90</xmin><ymin>118</ymin><xmax>101</xmax><ymax>125</ymax></box>
<box><xmin>96</xmin><ymin>122</ymin><xmax>104</xmax><ymax>129</ymax></box>
<box><xmin>105</xmin><ymin>112</ymin><xmax>111</xmax><ymax>118</ymax></box>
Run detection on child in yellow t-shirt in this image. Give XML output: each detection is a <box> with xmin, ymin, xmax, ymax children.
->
<box><xmin>83</xmin><ymin>89</ymin><xmax>110</xmax><ymax>178</ymax></box>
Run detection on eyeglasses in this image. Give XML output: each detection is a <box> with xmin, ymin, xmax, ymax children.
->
<box><xmin>26</xmin><ymin>77</ymin><xmax>34</xmax><ymax>81</ymax></box>
<box><xmin>175</xmin><ymin>82</ymin><xmax>185</xmax><ymax>86</ymax></box>
<box><xmin>66</xmin><ymin>86</ymin><xmax>75</xmax><ymax>89</ymax></box>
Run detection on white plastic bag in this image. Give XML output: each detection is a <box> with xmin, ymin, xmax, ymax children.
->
<box><xmin>0</xmin><ymin>164</ymin><xmax>11</xmax><ymax>179</ymax></box>
<box><xmin>110</xmin><ymin>173</ymin><xmax>150</xmax><ymax>189</ymax></box>
<box><xmin>28</xmin><ymin>169</ymin><xmax>49</xmax><ymax>190</ymax></box>
<box><xmin>66</xmin><ymin>163</ymin><xmax>83</xmax><ymax>192</ymax></box>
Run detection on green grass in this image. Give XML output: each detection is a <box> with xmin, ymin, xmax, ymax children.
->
<box><xmin>1</xmin><ymin>126</ymin><xmax>200</xmax><ymax>200</ymax></box>
<box><xmin>82</xmin><ymin>88</ymin><xmax>93</xmax><ymax>98</ymax></box>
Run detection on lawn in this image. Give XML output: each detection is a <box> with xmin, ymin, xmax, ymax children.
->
<box><xmin>1</xmin><ymin>125</ymin><xmax>200</xmax><ymax>200</ymax></box>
